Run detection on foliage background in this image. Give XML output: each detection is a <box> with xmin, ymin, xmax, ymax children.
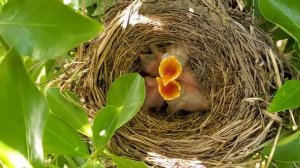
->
<box><xmin>0</xmin><ymin>0</ymin><xmax>300</xmax><ymax>167</ymax></box>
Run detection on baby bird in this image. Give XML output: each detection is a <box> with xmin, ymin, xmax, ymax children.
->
<box><xmin>139</xmin><ymin>44</ymin><xmax>188</xmax><ymax>78</ymax></box>
<box><xmin>159</xmin><ymin>56</ymin><xmax>182</xmax><ymax>85</ymax></box>
<box><xmin>143</xmin><ymin>76</ymin><xmax>165</xmax><ymax>109</ymax></box>
<box><xmin>166</xmin><ymin>67</ymin><xmax>209</xmax><ymax>114</ymax></box>
<box><xmin>139</xmin><ymin>44</ymin><xmax>163</xmax><ymax>76</ymax></box>
<box><xmin>156</xmin><ymin>77</ymin><xmax>181</xmax><ymax>100</ymax></box>
<box><xmin>163</xmin><ymin>44</ymin><xmax>189</xmax><ymax>68</ymax></box>
<box><xmin>141</xmin><ymin>44</ymin><xmax>209</xmax><ymax>114</ymax></box>
<box><xmin>178</xmin><ymin>66</ymin><xmax>199</xmax><ymax>88</ymax></box>
<box><xmin>139</xmin><ymin>53</ymin><xmax>160</xmax><ymax>76</ymax></box>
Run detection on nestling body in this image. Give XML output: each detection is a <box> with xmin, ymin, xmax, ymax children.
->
<box><xmin>141</xmin><ymin>43</ymin><xmax>209</xmax><ymax>114</ymax></box>
<box><xmin>163</xmin><ymin>44</ymin><xmax>189</xmax><ymax>67</ymax></box>
<box><xmin>139</xmin><ymin>53</ymin><xmax>160</xmax><ymax>76</ymax></box>
<box><xmin>167</xmin><ymin>67</ymin><xmax>209</xmax><ymax>113</ymax></box>
<box><xmin>144</xmin><ymin>76</ymin><xmax>165</xmax><ymax>109</ymax></box>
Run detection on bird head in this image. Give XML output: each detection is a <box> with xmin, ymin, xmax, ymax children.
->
<box><xmin>159</xmin><ymin>55</ymin><xmax>182</xmax><ymax>85</ymax></box>
<box><xmin>156</xmin><ymin>77</ymin><xmax>181</xmax><ymax>100</ymax></box>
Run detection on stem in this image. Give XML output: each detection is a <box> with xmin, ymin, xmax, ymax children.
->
<box><xmin>289</xmin><ymin>109</ymin><xmax>298</xmax><ymax>130</ymax></box>
<box><xmin>82</xmin><ymin>148</ymin><xmax>105</xmax><ymax>168</ymax></box>
<box><xmin>77</xmin><ymin>0</ymin><xmax>86</xmax><ymax>61</ymax></box>
<box><xmin>266</xmin><ymin>123</ymin><xmax>282</xmax><ymax>168</ymax></box>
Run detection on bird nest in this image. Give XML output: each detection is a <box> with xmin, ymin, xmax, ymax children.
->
<box><xmin>55</xmin><ymin>0</ymin><xmax>295</xmax><ymax>167</ymax></box>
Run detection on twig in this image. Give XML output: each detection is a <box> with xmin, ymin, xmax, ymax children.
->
<box><xmin>78</xmin><ymin>0</ymin><xmax>86</xmax><ymax>61</ymax></box>
<box><xmin>266</xmin><ymin>123</ymin><xmax>282</xmax><ymax>168</ymax></box>
<box><xmin>268</xmin><ymin>49</ymin><xmax>298</xmax><ymax>129</ymax></box>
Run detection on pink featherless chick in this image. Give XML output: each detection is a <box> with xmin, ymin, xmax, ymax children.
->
<box><xmin>139</xmin><ymin>44</ymin><xmax>163</xmax><ymax>76</ymax></box>
<box><xmin>167</xmin><ymin>66</ymin><xmax>209</xmax><ymax>114</ymax></box>
<box><xmin>163</xmin><ymin>44</ymin><xmax>189</xmax><ymax>67</ymax></box>
<box><xmin>143</xmin><ymin>76</ymin><xmax>165</xmax><ymax>109</ymax></box>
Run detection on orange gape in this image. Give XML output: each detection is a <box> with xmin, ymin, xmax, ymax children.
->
<box><xmin>156</xmin><ymin>77</ymin><xmax>181</xmax><ymax>100</ymax></box>
<box><xmin>159</xmin><ymin>56</ymin><xmax>182</xmax><ymax>85</ymax></box>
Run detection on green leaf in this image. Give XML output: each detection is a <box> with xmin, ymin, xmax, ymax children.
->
<box><xmin>0</xmin><ymin>0</ymin><xmax>102</xmax><ymax>59</ymax></box>
<box><xmin>113</xmin><ymin>157</ymin><xmax>148</xmax><ymax>168</ymax></box>
<box><xmin>44</xmin><ymin>60</ymin><xmax>59</xmax><ymax>78</ymax></box>
<box><xmin>26</xmin><ymin>59</ymin><xmax>47</xmax><ymax>83</ymax></box>
<box><xmin>82</xmin><ymin>160</ymin><xmax>104</xmax><ymax>168</ymax></box>
<box><xmin>106</xmin><ymin>73</ymin><xmax>145</xmax><ymax>129</ymax></box>
<box><xmin>0</xmin><ymin>141</ymin><xmax>32</xmax><ymax>168</ymax></box>
<box><xmin>291</xmin><ymin>51</ymin><xmax>300</xmax><ymax>71</ymax></box>
<box><xmin>92</xmin><ymin>106</ymin><xmax>119</xmax><ymax>149</ymax></box>
<box><xmin>48</xmin><ymin>164</ymin><xmax>60</xmax><ymax>168</ymax></box>
<box><xmin>294</xmin><ymin>42</ymin><xmax>300</xmax><ymax>55</ymax></box>
<box><xmin>268</xmin><ymin>80</ymin><xmax>300</xmax><ymax>112</ymax></box>
<box><xmin>43</xmin><ymin>115</ymin><xmax>89</xmax><ymax>157</ymax></box>
<box><xmin>259</xmin><ymin>21</ymin><xmax>276</xmax><ymax>33</ymax></box>
<box><xmin>283</xmin><ymin>38</ymin><xmax>296</xmax><ymax>53</ymax></box>
<box><xmin>105</xmin><ymin>151</ymin><xmax>147</xmax><ymax>168</ymax></box>
<box><xmin>272</xmin><ymin>28</ymin><xmax>290</xmax><ymax>41</ymax></box>
<box><xmin>0</xmin><ymin>37</ymin><xmax>6</xmax><ymax>57</ymax></box>
<box><xmin>46</xmin><ymin>88</ymin><xmax>92</xmax><ymax>137</ymax></box>
<box><xmin>253</xmin><ymin>0</ymin><xmax>261</xmax><ymax>17</ymax></box>
<box><xmin>72</xmin><ymin>0</ymin><xmax>95</xmax><ymax>8</ymax></box>
<box><xmin>0</xmin><ymin>0</ymin><xmax>7</xmax><ymax>13</ymax></box>
<box><xmin>246</xmin><ymin>0</ymin><xmax>261</xmax><ymax>17</ymax></box>
<box><xmin>259</xmin><ymin>0</ymin><xmax>300</xmax><ymax>49</ymax></box>
<box><xmin>23</xmin><ymin>57</ymin><xmax>51</xmax><ymax>87</ymax></box>
<box><xmin>60</xmin><ymin>156</ymin><xmax>78</xmax><ymax>168</ymax></box>
<box><xmin>0</xmin><ymin>49</ymin><xmax>48</xmax><ymax>167</ymax></box>
<box><xmin>71</xmin><ymin>157</ymin><xmax>88</xmax><ymax>167</ymax></box>
<box><xmin>262</xmin><ymin>130</ymin><xmax>300</xmax><ymax>162</ymax></box>
<box><xmin>274</xmin><ymin>161</ymin><xmax>294</xmax><ymax>168</ymax></box>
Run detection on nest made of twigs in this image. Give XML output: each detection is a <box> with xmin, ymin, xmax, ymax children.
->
<box><xmin>55</xmin><ymin>0</ymin><xmax>296</xmax><ymax>167</ymax></box>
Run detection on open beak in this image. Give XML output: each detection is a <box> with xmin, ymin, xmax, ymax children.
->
<box><xmin>159</xmin><ymin>55</ymin><xmax>182</xmax><ymax>85</ymax></box>
<box><xmin>156</xmin><ymin>77</ymin><xmax>181</xmax><ymax>100</ymax></box>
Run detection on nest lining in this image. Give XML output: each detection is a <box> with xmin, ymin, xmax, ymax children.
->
<box><xmin>55</xmin><ymin>0</ymin><xmax>295</xmax><ymax>167</ymax></box>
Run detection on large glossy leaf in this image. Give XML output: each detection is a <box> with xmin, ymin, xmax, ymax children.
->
<box><xmin>272</xmin><ymin>28</ymin><xmax>290</xmax><ymax>41</ymax></box>
<box><xmin>82</xmin><ymin>160</ymin><xmax>105</xmax><ymax>168</ymax></box>
<box><xmin>268</xmin><ymin>80</ymin><xmax>300</xmax><ymax>112</ymax></box>
<box><xmin>0</xmin><ymin>37</ymin><xmax>6</xmax><ymax>55</ymax></box>
<box><xmin>295</xmin><ymin>43</ymin><xmax>300</xmax><ymax>55</ymax></box>
<box><xmin>25</xmin><ymin>59</ymin><xmax>47</xmax><ymax>84</ymax></box>
<box><xmin>283</xmin><ymin>38</ymin><xmax>296</xmax><ymax>54</ymax></box>
<box><xmin>105</xmin><ymin>151</ymin><xmax>147</xmax><ymax>168</ymax></box>
<box><xmin>106</xmin><ymin>73</ymin><xmax>145</xmax><ymax>129</ymax></box>
<box><xmin>72</xmin><ymin>0</ymin><xmax>95</xmax><ymax>8</ymax></box>
<box><xmin>259</xmin><ymin>0</ymin><xmax>300</xmax><ymax>49</ymax></box>
<box><xmin>0</xmin><ymin>38</ymin><xmax>7</xmax><ymax>64</ymax></box>
<box><xmin>0</xmin><ymin>49</ymin><xmax>48</xmax><ymax>167</ymax></box>
<box><xmin>0</xmin><ymin>141</ymin><xmax>32</xmax><ymax>168</ymax></box>
<box><xmin>57</xmin><ymin>156</ymin><xmax>78</xmax><ymax>168</ymax></box>
<box><xmin>71</xmin><ymin>157</ymin><xmax>88</xmax><ymax>167</ymax></box>
<box><xmin>24</xmin><ymin>59</ymin><xmax>60</xmax><ymax>88</ymax></box>
<box><xmin>112</xmin><ymin>156</ymin><xmax>148</xmax><ymax>168</ymax></box>
<box><xmin>0</xmin><ymin>0</ymin><xmax>102</xmax><ymax>59</ymax></box>
<box><xmin>0</xmin><ymin>0</ymin><xmax>6</xmax><ymax>12</ymax></box>
<box><xmin>92</xmin><ymin>106</ymin><xmax>119</xmax><ymax>149</ymax></box>
<box><xmin>274</xmin><ymin>161</ymin><xmax>294</xmax><ymax>168</ymax></box>
<box><xmin>45</xmin><ymin>59</ymin><xmax>59</xmax><ymax>79</ymax></box>
<box><xmin>48</xmin><ymin>164</ymin><xmax>60</xmax><ymax>168</ymax></box>
<box><xmin>43</xmin><ymin>115</ymin><xmax>89</xmax><ymax>157</ymax></box>
<box><xmin>262</xmin><ymin>130</ymin><xmax>300</xmax><ymax>162</ymax></box>
<box><xmin>46</xmin><ymin>88</ymin><xmax>92</xmax><ymax>137</ymax></box>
